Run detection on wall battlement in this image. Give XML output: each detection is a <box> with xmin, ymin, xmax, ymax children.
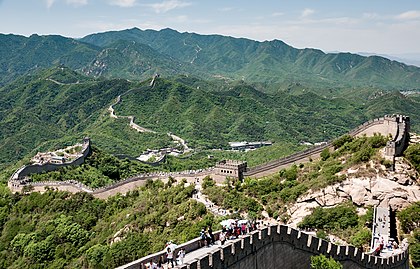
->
<box><xmin>245</xmin><ymin>114</ymin><xmax>410</xmax><ymax>177</ymax></box>
<box><xmin>8</xmin><ymin>138</ymin><xmax>92</xmax><ymax>192</ymax></box>
<box><xmin>8</xmin><ymin>115</ymin><xmax>411</xmax><ymax>199</ymax></box>
<box><xmin>118</xmin><ymin>225</ymin><xmax>409</xmax><ymax>269</ymax></box>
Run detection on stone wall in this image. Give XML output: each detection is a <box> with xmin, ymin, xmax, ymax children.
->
<box><xmin>8</xmin><ymin>115</ymin><xmax>411</xmax><ymax>199</ymax></box>
<box><xmin>8</xmin><ymin>138</ymin><xmax>92</xmax><ymax>192</ymax></box>
<box><xmin>11</xmin><ymin>138</ymin><xmax>91</xmax><ymax>179</ymax></box>
<box><xmin>245</xmin><ymin>115</ymin><xmax>410</xmax><ymax>178</ymax></box>
<box><xmin>118</xmin><ymin>225</ymin><xmax>409</xmax><ymax>269</ymax></box>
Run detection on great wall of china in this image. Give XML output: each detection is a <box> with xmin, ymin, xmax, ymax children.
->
<box><xmin>118</xmin><ymin>224</ymin><xmax>409</xmax><ymax>269</ymax></box>
<box><xmin>8</xmin><ymin>114</ymin><xmax>411</xmax><ymax>200</ymax></box>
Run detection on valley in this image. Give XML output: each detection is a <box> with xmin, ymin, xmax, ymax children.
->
<box><xmin>0</xmin><ymin>26</ymin><xmax>419</xmax><ymax>269</ymax></box>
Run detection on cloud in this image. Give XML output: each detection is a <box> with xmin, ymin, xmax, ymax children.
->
<box><xmin>109</xmin><ymin>0</ymin><xmax>136</xmax><ymax>7</ymax></box>
<box><xmin>396</xmin><ymin>10</ymin><xmax>420</xmax><ymax>20</ymax></box>
<box><xmin>300</xmin><ymin>8</ymin><xmax>315</xmax><ymax>18</ymax></box>
<box><xmin>148</xmin><ymin>0</ymin><xmax>191</xmax><ymax>14</ymax></box>
<box><xmin>45</xmin><ymin>0</ymin><xmax>87</xmax><ymax>8</ymax></box>
<box><xmin>363</xmin><ymin>13</ymin><xmax>379</xmax><ymax>20</ymax></box>
<box><xmin>272</xmin><ymin>12</ymin><xmax>284</xmax><ymax>17</ymax></box>
<box><xmin>66</xmin><ymin>0</ymin><xmax>88</xmax><ymax>6</ymax></box>
<box><xmin>45</xmin><ymin>0</ymin><xmax>56</xmax><ymax>8</ymax></box>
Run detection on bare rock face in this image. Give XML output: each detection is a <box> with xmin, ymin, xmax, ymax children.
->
<box><xmin>111</xmin><ymin>225</ymin><xmax>132</xmax><ymax>245</ymax></box>
<box><xmin>287</xmin><ymin>157</ymin><xmax>419</xmax><ymax>227</ymax></box>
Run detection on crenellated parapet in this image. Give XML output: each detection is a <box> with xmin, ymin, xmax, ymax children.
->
<box><xmin>245</xmin><ymin>114</ymin><xmax>410</xmax><ymax>177</ymax></box>
<box><xmin>118</xmin><ymin>225</ymin><xmax>409</xmax><ymax>269</ymax></box>
<box><xmin>7</xmin><ymin>115</ymin><xmax>411</xmax><ymax>198</ymax></box>
<box><xmin>8</xmin><ymin>138</ymin><xmax>91</xmax><ymax>192</ymax></box>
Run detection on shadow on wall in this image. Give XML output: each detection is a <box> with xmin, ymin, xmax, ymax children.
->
<box><xmin>117</xmin><ymin>225</ymin><xmax>409</xmax><ymax>269</ymax></box>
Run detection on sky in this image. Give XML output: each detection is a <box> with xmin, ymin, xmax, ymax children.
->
<box><xmin>1</xmin><ymin>0</ymin><xmax>420</xmax><ymax>56</ymax></box>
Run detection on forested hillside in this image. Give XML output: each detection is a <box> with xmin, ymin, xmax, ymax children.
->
<box><xmin>0</xmin><ymin>181</ymin><xmax>216</xmax><ymax>268</ymax></box>
<box><xmin>2</xmin><ymin>28</ymin><xmax>420</xmax><ymax>90</ymax></box>
<box><xmin>81</xmin><ymin>28</ymin><xmax>420</xmax><ymax>90</ymax></box>
<box><xmin>0</xmin><ymin>26</ymin><xmax>419</xmax><ymax>269</ymax></box>
<box><xmin>0</xmin><ymin>67</ymin><xmax>418</xmax><ymax>171</ymax></box>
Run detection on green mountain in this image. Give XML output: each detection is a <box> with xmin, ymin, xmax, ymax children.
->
<box><xmin>0</xmin><ymin>66</ymin><xmax>130</xmax><ymax>167</ymax></box>
<box><xmin>81</xmin><ymin>40</ymin><xmax>201</xmax><ymax>79</ymax></box>
<box><xmin>81</xmin><ymin>28</ymin><xmax>420</xmax><ymax>90</ymax></box>
<box><xmin>0</xmin><ymin>34</ymin><xmax>98</xmax><ymax>85</ymax></box>
<box><xmin>1</xmin><ymin>28</ymin><xmax>420</xmax><ymax>91</ymax></box>
<box><xmin>0</xmin><ymin>66</ymin><xmax>418</xmax><ymax>170</ymax></box>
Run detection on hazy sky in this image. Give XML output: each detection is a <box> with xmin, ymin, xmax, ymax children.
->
<box><xmin>1</xmin><ymin>0</ymin><xmax>419</xmax><ymax>55</ymax></box>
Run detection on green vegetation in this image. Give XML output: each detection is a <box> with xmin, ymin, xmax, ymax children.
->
<box><xmin>81</xmin><ymin>28</ymin><xmax>420</xmax><ymax>90</ymax></box>
<box><xmin>298</xmin><ymin>203</ymin><xmax>373</xmax><ymax>249</ymax></box>
<box><xmin>398</xmin><ymin>202</ymin><xmax>420</xmax><ymax>268</ymax></box>
<box><xmin>0</xmin><ymin>180</ymin><xmax>216</xmax><ymax>268</ymax></box>
<box><xmin>311</xmin><ymin>254</ymin><xmax>343</xmax><ymax>269</ymax></box>
<box><xmin>202</xmin><ymin>135</ymin><xmax>385</xmax><ymax>224</ymax></box>
<box><xmin>405</xmin><ymin>143</ymin><xmax>420</xmax><ymax>173</ymax></box>
<box><xmin>0</xmin><ymin>59</ymin><xmax>418</xmax><ymax>174</ymax></box>
<box><xmin>298</xmin><ymin>203</ymin><xmax>359</xmax><ymax>231</ymax></box>
<box><xmin>0</xmin><ymin>27</ymin><xmax>419</xmax><ymax>269</ymax></box>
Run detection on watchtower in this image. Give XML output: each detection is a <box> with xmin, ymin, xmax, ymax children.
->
<box><xmin>213</xmin><ymin>160</ymin><xmax>247</xmax><ymax>182</ymax></box>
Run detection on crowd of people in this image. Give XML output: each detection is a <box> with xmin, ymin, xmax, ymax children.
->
<box><xmin>200</xmin><ymin>220</ymin><xmax>261</xmax><ymax>247</ymax></box>
<box><xmin>372</xmin><ymin>235</ymin><xmax>408</xmax><ymax>256</ymax></box>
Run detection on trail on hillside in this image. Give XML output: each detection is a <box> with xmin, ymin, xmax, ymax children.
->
<box><xmin>46</xmin><ymin>78</ymin><xmax>84</xmax><ymax>85</ymax></box>
<box><xmin>108</xmin><ymin>84</ymin><xmax>192</xmax><ymax>152</ymax></box>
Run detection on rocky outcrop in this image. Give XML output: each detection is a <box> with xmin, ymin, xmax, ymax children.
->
<box><xmin>288</xmin><ymin>157</ymin><xmax>419</xmax><ymax>227</ymax></box>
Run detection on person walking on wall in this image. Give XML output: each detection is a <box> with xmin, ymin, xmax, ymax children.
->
<box><xmin>177</xmin><ymin>248</ymin><xmax>186</xmax><ymax>265</ymax></box>
<box><xmin>157</xmin><ymin>256</ymin><xmax>163</xmax><ymax>269</ymax></box>
<box><xmin>208</xmin><ymin>226</ymin><xmax>215</xmax><ymax>245</ymax></box>
<box><xmin>200</xmin><ymin>228</ymin><xmax>206</xmax><ymax>247</ymax></box>
<box><xmin>220</xmin><ymin>231</ymin><xmax>226</xmax><ymax>245</ymax></box>
<box><xmin>166</xmin><ymin>247</ymin><xmax>175</xmax><ymax>268</ymax></box>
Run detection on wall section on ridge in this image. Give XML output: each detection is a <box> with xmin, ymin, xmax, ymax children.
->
<box><xmin>7</xmin><ymin>115</ymin><xmax>411</xmax><ymax>199</ymax></box>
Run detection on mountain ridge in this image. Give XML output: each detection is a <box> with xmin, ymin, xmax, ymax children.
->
<box><xmin>1</xmin><ymin>28</ymin><xmax>420</xmax><ymax>90</ymax></box>
<box><xmin>80</xmin><ymin>27</ymin><xmax>420</xmax><ymax>89</ymax></box>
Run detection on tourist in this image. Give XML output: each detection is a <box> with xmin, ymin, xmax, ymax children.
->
<box><xmin>220</xmin><ymin>231</ymin><xmax>226</xmax><ymax>245</ymax></box>
<box><xmin>208</xmin><ymin>226</ymin><xmax>215</xmax><ymax>244</ymax></box>
<box><xmin>177</xmin><ymin>248</ymin><xmax>186</xmax><ymax>265</ymax></box>
<box><xmin>241</xmin><ymin>223</ymin><xmax>246</xmax><ymax>235</ymax></box>
<box><xmin>205</xmin><ymin>230</ymin><xmax>212</xmax><ymax>247</ymax></box>
<box><xmin>166</xmin><ymin>247</ymin><xmax>175</xmax><ymax>268</ymax></box>
<box><xmin>157</xmin><ymin>256</ymin><xmax>164</xmax><ymax>269</ymax></box>
<box><xmin>200</xmin><ymin>228</ymin><xmax>206</xmax><ymax>247</ymax></box>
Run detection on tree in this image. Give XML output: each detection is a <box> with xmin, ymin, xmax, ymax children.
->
<box><xmin>22</xmin><ymin>184</ymin><xmax>34</xmax><ymax>194</ymax></box>
<box><xmin>86</xmin><ymin>244</ymin><xmax>109</xmax><ymax>269</ymax></box>
<box><xmin>311</xmin><ymin>254</ymin><xmax>343</xmax><ymax>269</ymax></box>
<box><xmin>405</xmin><ymin>143</ymin><xmax>420</xmax><ymax>173</ymax></box>
<box><xmin>321</xmin><ymin>148</ymin><xmax>331</xmax><ymax>161</ymax></box>
<box><xmin>332</xmin><ymin>134</ymin><xmax>353</xmax><ymax>149</ymax></box>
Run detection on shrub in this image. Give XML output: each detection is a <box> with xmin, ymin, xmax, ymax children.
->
<box><xmin>332</xmin><ymin>135</ymin><xmax>353</xmax><ymax>149</ymax></box>
<box><xmin>350</xmin><ymin>228</ymin><xmax>371</xmax><ymax>249</ymax></box>
<box><xmin>405</xmin><ymin>143</ymin><xmax>420</xmax><ymax>173</ymax></box>
<box><xmin>311</xmin><ymin>254</ymin><xmax>343</xmax><ymax>269</ymax></box>
<box><xmin>321</xmin><ymin>148</ymin><xmax>331</xmax><ymax>161</ymax></box>
<box><xmin>298</xmin><ymin>203</ymin><xmax>358</xmax><ymax>231</ymax></box>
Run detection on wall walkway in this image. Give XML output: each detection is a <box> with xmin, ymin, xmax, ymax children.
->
<box><xmin>118</xmin><ymin>225</ymin><xmax>409</xmax><ymax>269</ymax></box>
<box><xmin>8</xmin><ymin>115</ymin><xmax>410</xmax><ymax>199</ymax></box>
